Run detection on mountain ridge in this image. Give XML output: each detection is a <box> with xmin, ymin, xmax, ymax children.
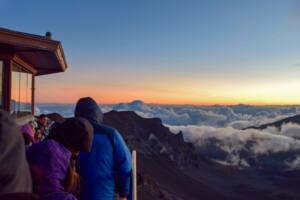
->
<box><xmin>245</xmin><ymin>113</ymin><xmax>300</xmax><ymax>130</ymax></box>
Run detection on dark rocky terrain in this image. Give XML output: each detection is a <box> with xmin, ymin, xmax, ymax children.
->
<box><xmin>47</xmin><ymin>111</ymin><xmax>300</xmax><ymax>200</ymax></box>
<box><xmin>103</xmin><ymin>111</ymin><xmax>300</xmax><ymax>200</ymax></box>
<box><xmin>103</xmin><ymin>111</ymin><xmax>228</xmax><ymax>200</ymax></box>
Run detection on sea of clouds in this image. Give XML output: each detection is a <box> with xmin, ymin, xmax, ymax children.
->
<box><xmin>37</xmin><ymin>100</ymin><xmax>300</xmax><ymax>170</ymax></box>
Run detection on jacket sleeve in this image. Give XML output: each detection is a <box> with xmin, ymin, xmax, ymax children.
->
<box><xmin>113</xmin><ymin>130</ymin><xmax>132</xmax><ymax>198</ymax></box>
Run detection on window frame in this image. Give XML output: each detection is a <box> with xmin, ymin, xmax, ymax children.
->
<box><xmin>0</xmin><ymin>54</ymin><xmax>36</xmax><ymax>118</ymax></box>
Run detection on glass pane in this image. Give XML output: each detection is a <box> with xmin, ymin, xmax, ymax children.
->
<box><xmin>11</xmin><ymin>65</ymin><xmax>20</xmax><ymax>114</ymax></box>
<box><xmin>11</xmin><ymin>64</ymin><xmax>33</xmax><ymax>117</ymax></box>
<box><xmin>20</xmin><ymin>72</ymin><xmax>28</xmax><ymax>111</ymax></box>
<box><xmin>27</xmin><ymin>74</ymin><xmax>32</xmax><ymax>111</ymax></box>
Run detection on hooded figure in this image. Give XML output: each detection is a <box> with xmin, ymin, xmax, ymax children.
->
<box><xmin>26</xmin><ymin>117</ymin><xmax>93</xmax><ymax>200</ymax></box>
<box><xmin>75</xmin><ymin>97</ymin><xmax>132</xmax><ymax>200</ymax></box>
<box><xmin>0</xmin><ymin>110</ymin><xmax>33</xmax><ymax>194</ymax></box>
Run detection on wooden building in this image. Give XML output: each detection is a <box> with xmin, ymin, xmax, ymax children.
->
<box><xmin>0</xmin><ymin>27</ymin><xmax>68</xmax><ymax>122</ymax></box>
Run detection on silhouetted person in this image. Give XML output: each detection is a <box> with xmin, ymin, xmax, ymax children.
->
<box><xmin>36</xmin><ymin>114</ymin><xmax>48</xmax><ymax>138</ymax></box>
<box><xmin>0</xmin><ymin>110</ymin><xmax>38</xmax><ymax>200</ymax></box>
<box><xmin>75</xmin><ymin>97</ymin><xmax>132</xmax><ymax>200</ymax></box>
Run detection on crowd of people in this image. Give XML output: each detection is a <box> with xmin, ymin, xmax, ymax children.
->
<box><xmin>20</xmin><ymin>114</ymin><xmax>51</xmax><ymax>147</ymax></box>
<box><xmin>0</xmin><ymin>97</ymin><xmax>132</xmax><ymax>200</ymax></box>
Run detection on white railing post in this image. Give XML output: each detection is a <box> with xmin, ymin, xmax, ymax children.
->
<box><xmin>132</xmin><ymin>150</ymin><xmax>137</xmax><ymax>200</ymax></box>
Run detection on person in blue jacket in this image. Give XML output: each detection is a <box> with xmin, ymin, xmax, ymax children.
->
<box><xmin>75</xmin><ymin>97</ymin><xmax>132</xmax><ymax>200</ymax></box>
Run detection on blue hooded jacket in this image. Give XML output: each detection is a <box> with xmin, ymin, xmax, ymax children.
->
<box><xmin>75</xmin><ymin>97</ymin><xmax>132</xmax><ymax>200</ymax></box>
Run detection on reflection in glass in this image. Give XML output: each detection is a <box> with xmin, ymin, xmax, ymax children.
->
<box><xmin>11</xmin><ymin>63</ymin><xmax>33</xmax><ymax>117</ymax></box>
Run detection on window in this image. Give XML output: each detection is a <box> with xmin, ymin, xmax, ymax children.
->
<box><xmin>0</xmin><ymin>61</ymin><xmax>3</xmax><ymax>109</ymax></box>
<box><xmin>11</xmin><ymin>63</ymin><xmax>33</xmax><ymax>117</ymax></box>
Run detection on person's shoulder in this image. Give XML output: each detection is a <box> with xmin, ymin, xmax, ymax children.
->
<box><xmin>94</xmin><ymin>124</ymin><xmax>119</xmax><ymax>135</ymax></box>
<box><xmin>27</xmin><ymin>140</ymin><xmax>63</xmax><ymax>164</ymax></box>
<box><xmin>93</xmin><ymin>124</ymin><xmax>124</xmax><ymax>144</ymax></box>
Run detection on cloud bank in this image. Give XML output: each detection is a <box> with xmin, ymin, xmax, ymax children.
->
<box><xmin>168</xmin><ymin>123</ymin><xmax>300</xmax><ymax>170</ymax></box>
<box><xmin>37</xmin><ymin>100</ymin><xmax>300</xmax><ymax>170</ymax></box>
<box><xmin>112</xmin><ymin>100</ymin><xmax>300</xmax><ymax>129</ymax></box>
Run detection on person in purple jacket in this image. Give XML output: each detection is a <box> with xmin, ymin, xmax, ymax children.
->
<box><xmin>26</xmin><ymin>117</ymin><xmax>93</xmax><ymax>200</ymax></box>
<box><xmin>75</xmin><ymin>97</ymin><xmax>132</xmax><ymax>200</ymax></box>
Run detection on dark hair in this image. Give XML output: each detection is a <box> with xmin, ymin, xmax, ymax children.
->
<box><xmin>22</xmin><ymin>134</ymin><xmax>32</xmax><ymax>146</ymax></box>
<box><xmin>49</xmin><ymin>117</ymin><xmax>94</xmax><ymax>152</ymax></box>
<box><xmin>46</xmin><ymin>122</ymin><xmax>62</xmax><ymax>141</ymax></box>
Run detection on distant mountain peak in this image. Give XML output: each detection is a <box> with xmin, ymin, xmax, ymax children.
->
<box><xmin>130</xmin><ymin>100</ymin><xmax>146</xmax><ymax>105</ymax></box>
<box><xmin>113</xmin><ymin>100</ymin><xmax>151</xmax><ymax>112</ymax></box>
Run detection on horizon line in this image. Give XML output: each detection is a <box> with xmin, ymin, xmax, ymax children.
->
<box><xmin>35</xmin><ymin>101</ymin><xmax>300</xmax><ymax>107</ymax></box>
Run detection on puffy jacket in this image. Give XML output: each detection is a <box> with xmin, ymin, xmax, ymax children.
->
<box><xmin>75</xmin><ymin>97</ymin><xmax>132</xmax><ymax>200</ymax></box>
<box><xmin>26</xmin><ymin>139</ymin><xmax>76</xmax><ymax>200</ymax></box>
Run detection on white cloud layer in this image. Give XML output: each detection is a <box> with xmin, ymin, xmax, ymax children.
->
<box><xmin>167</xmin><ymin>124</ymin><xmax>300</xmax><ymax>170</ymax></box>
<box><xmin>37</xmin><ymin>100</ymin><xmax>300</xmax><ymax>129</ymax></box>
<box><xmin>112</xmin><ymin>100</ymin><xmax>300</xmax><ymax>128</ymax></box>
<box><xmin>37</xmin><ymin>100</ymin><xmax>300</xmax><ymax>170</ymax></box>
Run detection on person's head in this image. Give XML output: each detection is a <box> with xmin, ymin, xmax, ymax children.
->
<box><xmin>51</xmin><ymin>117</ymin><xmax>94</xmax><ymax>154</ymax></box>
<box><xmin>74</xmin><ymin>97</ymin><xmax>103</xmax><ymax>125</ymax></box>
<box><xmin>46</xmin><ymin>113</ymin><xmax>65</xmax><ymax>124</ymax></box>
<box><xmin>20</xmin><ymin>124</ymin><xmax>35</xmax><ymax>145</ymax></box>
<box><xmin>46</xmin><ymin>122</ymin><xmax>62</xmax><ymax>141</ymax></box>
<box><xmin>37</xmin><ymin>114</ymin><xmax>47</xmax><ymax>127</ymax></box>
<box><xmin>0</xmin><ymin>110</ymin><xmax>32</xmax><ymax>194</ymax></box>
<box><xmin>34</xmin><ymin>130</ymin><xmax>42</xmax><ymax>142</ymax></box>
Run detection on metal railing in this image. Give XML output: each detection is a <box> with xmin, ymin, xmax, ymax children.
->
<box><xmin>132</xmin><ymin>150</ymin><xmax>137</xmax><ymax>200</ymax></box>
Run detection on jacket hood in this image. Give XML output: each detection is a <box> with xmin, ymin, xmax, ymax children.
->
<box><xmin>74</xmin><ymin>97</ymin><xmax>103</xmax><ymax>125</ymax></box>
<box><xmin>0</xmin><ymin>110</ymin><xmax>32</xmax><ymax>194</ymax></box>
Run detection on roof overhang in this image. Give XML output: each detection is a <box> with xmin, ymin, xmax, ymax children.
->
<box><xmin>0</xmin><ymin>27</ymin><xmax>68</xmax><ymax>76</ymax></box>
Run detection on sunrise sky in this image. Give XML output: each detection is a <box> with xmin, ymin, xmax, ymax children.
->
<box><xmin>1</xmin><ymin>0</ymin><xmax>300</xmax><ymax>105</ymax></box>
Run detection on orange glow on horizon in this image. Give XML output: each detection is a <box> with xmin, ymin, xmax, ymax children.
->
<box><xmin>36</xmin><ymin>73</ymin><xmax>300</xmax><ymax>106</ymax></box>
<box><xmin>35</xmin><ymin>85</ymin><xmax>300</xmax><ymax>106</ymax></box>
